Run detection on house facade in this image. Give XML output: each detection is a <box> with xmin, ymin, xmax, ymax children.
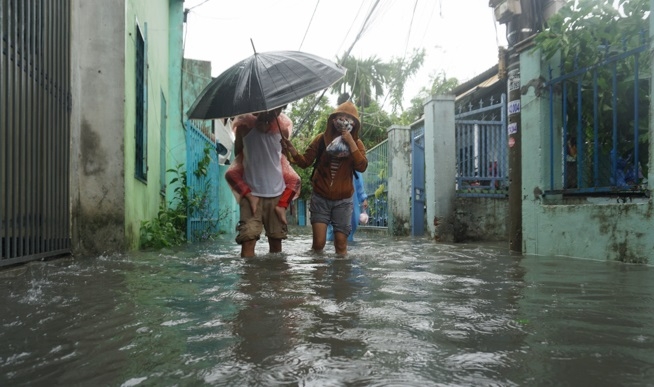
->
<box><xmin>517</xmin><ymin>3</ymin><xmax>654</xmax><ymax>262</ymax></box>
<box><xmin>70</xmin><ymin>0</ymin><xmax>185</xmax><ymax>253</ymax></box>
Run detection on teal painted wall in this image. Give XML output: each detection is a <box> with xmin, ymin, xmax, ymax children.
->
<box><xmin>166</xmin><ymin>0</ymin><xmax>186</xmax><ymax>205</ymax></box>
<box><xmin>518</xmin><ymin>6</ymin><xmax>654</xmax><ymax>263</ymax></box>
<box><xmin>181</xmin><ymin>59</ymin><xmax>239</xmax><ymax>235</ymax></box>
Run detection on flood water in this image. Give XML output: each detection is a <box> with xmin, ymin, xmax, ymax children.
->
<box><xmin>1</xmin><ymin>226</ymin><xmax>654</xmax><ymax>386</ymax></box>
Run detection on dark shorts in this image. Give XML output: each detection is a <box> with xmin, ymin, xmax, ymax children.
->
<box><xmin>235</xmin><ymin>196</ymin><xmax>288</xmax><ymax>244</ymax></box>
<box><xmin>309</xmin><ymin>193</ymin><xmax>353</xmax><ymax>236</ymax></box>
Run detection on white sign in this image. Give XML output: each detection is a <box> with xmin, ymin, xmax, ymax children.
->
<box><xmin>508</xmin><ymin>122</ymin><xmax>518</xmax><ymax>135</ymax></box>
<box><xmin>508</xmin><ymin>100</ymin><xmax>521</xmax><ymax>115</ymax></box>
<box><xmin>508</xmin><ymin>69</ymin><xmax>520</xmax><ymax>91</ymax></box>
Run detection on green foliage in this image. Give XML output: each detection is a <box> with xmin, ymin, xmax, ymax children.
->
<box><xmin>358</xmin><ymin>100</ymin><xmax>393</xmax><ymax>149</ymax></box>
<box><xmin>534</xmin><ymin>0</ymin><xmax>649</xmax><ymax>67</ymax></box>
<box><xmin>399</xmin><ymin>71</ymin><xmax>459</xmax><ymax>125</ymax></box>
<box><xmin>139</xmin><ymin>145</ymin><xmax>219</xmax><ymax>249</ymax></box>
<box><xmin>532</xmin><ymin>0</ymin><xmax>650</xmax><ymax>182</ymax></box>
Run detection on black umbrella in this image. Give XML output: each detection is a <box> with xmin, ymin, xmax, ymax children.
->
<box><xmin>187</xmin><ymin>50</ymin><xmax>346</xmax><ymax>120</ymax></box>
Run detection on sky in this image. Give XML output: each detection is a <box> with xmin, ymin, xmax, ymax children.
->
<box><xmin>182</xmin><ymin>0</ymin><xmax>508</xmax><ymax>107</ymax></box>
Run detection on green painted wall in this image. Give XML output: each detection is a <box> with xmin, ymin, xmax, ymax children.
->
<box><xmin>124</xmin><ymin>0</ymin><xmax>183</xmax><ymax>249</ymax></box>
<box><xmin>518</xmin><ymin>6</ymin><xmax>654</xmax><ymax>263</ymax></box>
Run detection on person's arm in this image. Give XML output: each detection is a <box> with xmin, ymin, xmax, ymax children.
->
<box><xmin>281</xmin><ymin>135</ymin><xmax>321</xmax><ymax>169</ymax></box>
<box><xmin>233</xmin><ymin>126</ymin><xmax>245</xmax><ymax>157</ymax></box>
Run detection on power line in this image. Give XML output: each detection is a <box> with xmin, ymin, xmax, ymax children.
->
<box><xmin>403</xmin><ymin>0</ymin><xmax>419</xmax><ymax>59</ymax></box>
<box><xmin>299</xmin><ymin>0</ymin><xmax>321</xmax><ymax>51</ymax></box>
<box><xmin>188</xmin><ymin>0</ymin><xmax>212</xmax><ymax>11</ymax></box>
<box><xmin>292</xmin><ymin>0</ymin><xmax>383</xmax><ymax>139</ymax></box>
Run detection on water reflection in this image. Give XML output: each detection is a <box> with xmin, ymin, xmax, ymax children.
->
<box><xmin>308</xmin><ymin>257</ymin><xmax>367</xmax><ymax>358</ymax></box>
<box><xmin>1</xmin><ymin>229</ymin><xmax>654</xmax><ymax>386</ymax></box>
<box><xmin>232</xmin><ymin>257</ymin><xmax>301</xmax><ymax>364</ymax></box>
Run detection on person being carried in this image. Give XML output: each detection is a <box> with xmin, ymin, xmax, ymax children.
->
<box><xmin>281</xmin><ymin>99</ymin><xmax>367</xmax><ymax>255</ymax></box>
<box><xmin>224</xmin><ymin>108</ymin><xmax>300</xmax><ymax>225</ymax></box>
<box><xmin>229</xmin><ymin>107</ymin><xmax>298</xmax><ymax>257</ymax></box>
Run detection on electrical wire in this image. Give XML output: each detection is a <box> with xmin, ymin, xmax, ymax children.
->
<box><xmin>292</xmin><ymin>0</ymin><xmax>383</xmax><ymax>138</ymax></box>
<box><xmin>403</xmin><ymin>0</ymin><xmax>419</xmax><ymax>59</ymax></box>
<box><xmin>299</xmin><ymin>0</ymin><xmax>321</xmax><ymax>51</ymax></box>
<box><xmin>188</xmin><ymin>0</ymin><xmax>212</xmax><ymax>11</ymax></box>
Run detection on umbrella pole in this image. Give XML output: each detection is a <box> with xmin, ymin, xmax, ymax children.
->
<box><xmin>276</xmin><ymin>115</ymin><xmax>293</xmax><ymax>160</ymax></box>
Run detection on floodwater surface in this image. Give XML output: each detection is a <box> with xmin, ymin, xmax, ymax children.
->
<box><xmin>1</xmin><ymin>227</ymin><xmax>653</xmax><ymax>386</ymax></box>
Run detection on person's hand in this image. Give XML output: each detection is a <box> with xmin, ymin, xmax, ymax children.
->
<box><xmin>340</xmin><ymin>129</ymin><xmax>352</xmax><ymax>140</ymax></box>
<box><xmin>280</xmin><ymin>136</ymin><xmax>297</xmax><ymax>157</ymax></box>
<box><xmin>362</xmin><ymin>199</ymin><xmax>368</xmax><ymax>210</ymax></box>
<box><xmin>340</xmin><ymin>130</ymin><xmax>357</xmax><ymax>150</ymax></box>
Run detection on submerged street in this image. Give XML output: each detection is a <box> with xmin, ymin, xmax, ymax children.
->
<box><xmin>1</xmin><ymin>227</ymin><xmax>653</xmax><ymax>386</ymax></box>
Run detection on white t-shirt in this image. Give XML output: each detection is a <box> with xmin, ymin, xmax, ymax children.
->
<box><xmin>242</xmin><ymin>129</ymin><xmax>284</xmax><ymax>197</ymax></box>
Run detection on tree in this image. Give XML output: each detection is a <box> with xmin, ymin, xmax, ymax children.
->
<box><xmin>386</xmin><ymin>48</ymin><xmax>426</xmax><ymax>113</ymax></box>
<box><xmin>332</xmin><ymin>54</ymin><xmax>389</xmax><ymax>108</ymax></box>
<box><xmin>399</xmin><ymin>71</ymin><xmax>459</xmax><ymax>125</ymax></box>
<box><xmin>533</xmin><ymin>0</ymin><xmax>650</xmax><ymax>186</ymax></box>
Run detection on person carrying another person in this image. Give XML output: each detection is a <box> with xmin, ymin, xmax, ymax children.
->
<box><xmin>228</xmin><ymin>107</ymin><xmax>299</xmax><ymax>257</ymax></box>
<box><xmin>281</xmin><ymin>98</ymin><xmax>367</xmax><ymax>255</ymax></box>
<box><xmin>224</xmin><ymin>107</ymin><xmax>301</xmax><ymax>226</ymax></box>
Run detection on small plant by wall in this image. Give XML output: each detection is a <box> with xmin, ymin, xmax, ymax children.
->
<box><xmin>139</xmin><ymin>146</ymin><xmax>219</xmax><ymax>249</ymax></box>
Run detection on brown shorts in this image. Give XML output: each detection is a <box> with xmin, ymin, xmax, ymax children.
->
<box><xmin>235</xmin><ymin>196</ymin><xmax>288</xmax><ymax>244</ymax></box>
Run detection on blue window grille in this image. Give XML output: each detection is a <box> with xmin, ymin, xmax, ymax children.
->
<box><xmin>185</xmin><ymin>121</ymin><xmax>220</xmax><ymax>242</ymax></box>
<box><xmin>545</xmin><ymin>33</ymin><xmax>649</xmax><ymax>195</ymax></box>
<box><xmin>135</xmin><ymin>26</ymin><xmax>147</xmax><ymax>181</ymax></box>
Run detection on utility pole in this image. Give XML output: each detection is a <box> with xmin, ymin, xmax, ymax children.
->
<box><xmin>489</xmin><ymin>0</ymin><xmax>542</xmax><ymax>252</ymax></box>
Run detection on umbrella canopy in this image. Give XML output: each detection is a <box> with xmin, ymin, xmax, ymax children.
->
<box><xmin>187</xmin><ymin>50</ymin><xmax>346</xmax><ymax>120</ymax></box>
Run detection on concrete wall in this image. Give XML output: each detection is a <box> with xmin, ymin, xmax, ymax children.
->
<box><xmin>70</xmin><ymin>0</ymin><xmax>127</xmax><ymax>255</ymax></box>
<box><xmin>424</xmin><ymin>95</ymin><xmax>456</xmax><ymax>241</ymax></box>
<box><xmin>454</xmin><ymin>197</ymin><xmax>508</xmax><ymax>242</ymax></box>
<box><xmin>518</xmin><ymin>9</ymin><xmax>654</xmax><ymax>263</ymax></box>
<box><xmin>70</xmin><ymin>0</ymin><xmax>184</xmax><ymax>253</ymax></box>
<box><xmin>387</xmin><ymin>125</ymin><xmax>412</xmax><ymax>236</ymax></box>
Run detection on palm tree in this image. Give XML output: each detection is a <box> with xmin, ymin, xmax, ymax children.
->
<box><xmin>332</xmin><ymin>54</ymin><xmax>389</xmax><ymax>108</ymax></box>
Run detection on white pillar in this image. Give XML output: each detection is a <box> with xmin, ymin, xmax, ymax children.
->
<box><xmin>424</xmin><ymin>95</ymin><xmax>456</xmax><ymax>241</ymax></box>
<box><xmin>387</xmin><ymin>125</ymin><xmax>412</xmax><ymax>236</ymax></box>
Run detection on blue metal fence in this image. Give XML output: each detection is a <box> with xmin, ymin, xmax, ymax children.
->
<box><xmin>185</xmin><ymin>121</ymin><xmax>221</xmax><ymax>242</ymax></box>
<box><xmin>545</xmin><ymin>34</ymin><xmax>649</xmax><ymax>194</ymax></box>
<box><xmin>455</xmin><ymin>94</ymin><xmax>508</xmax><ymax>197</ymax></box>
<box><xmin>362</xmin><ymin>139</ymin><xmax>388</xmax><ymax>228</ymax></box>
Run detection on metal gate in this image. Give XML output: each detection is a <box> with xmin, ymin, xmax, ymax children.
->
<box><xmin>1</xmin><ymin>1</ymin><xmax>72</xmax><ymax>266</ymax></box>
<box><xmin>455</xmin><ymin>94</ymin><xmax>508</xmax><ymax>197</ymax></box>
<box><xmin>411</xmin><ymin>123</ymin><xmax>425</xmax><ymax>236</ymax></box>
<box><xmin>185</xmin><ymin>121</ymin><xmax>220</xmax><ymax>242</ymax></box>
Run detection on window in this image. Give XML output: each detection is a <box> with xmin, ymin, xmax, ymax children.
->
<box><xmin>160</xmin><ymin>91</ymin><xmax>167</xmax><ymax>194</ymax></box>
<box><xmin>135</xmin><ymin>25</ymin><xmax>147</xmax><ymax>181</ymax></box>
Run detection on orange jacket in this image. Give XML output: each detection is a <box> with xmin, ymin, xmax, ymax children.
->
<box><xmin>291</xmin><ymin>101</ymin><xmax>367</xmax><ymax>200</ymax></box>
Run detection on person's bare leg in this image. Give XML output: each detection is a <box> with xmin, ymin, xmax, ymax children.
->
<box><xmin>244</xmin><ymin>192</ymin><xmax>259</xmax><ymax>215</ymax></box>
<box><xmin>268</xmin><ymin>237</ymin><xmax>282</xmax><ymax>253</ymax></box>
<box><xmin>312</xmin><ymin>223</ymin><xmax>328</xmax><ymax>252</ymax></box>
<box><xmin>241</xmin><ymin>240</ymin><xmax>256</xmax><ymax>258</ymax></box>
<box><xmin>274</xmin><ymin>205</ymin><xmax>287</xmax><ymax>225</ymax></box>
<box><xmin>334</xmin><ymin>231</ymin><xmax>348</xmax><ymax>255</ymax></box>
